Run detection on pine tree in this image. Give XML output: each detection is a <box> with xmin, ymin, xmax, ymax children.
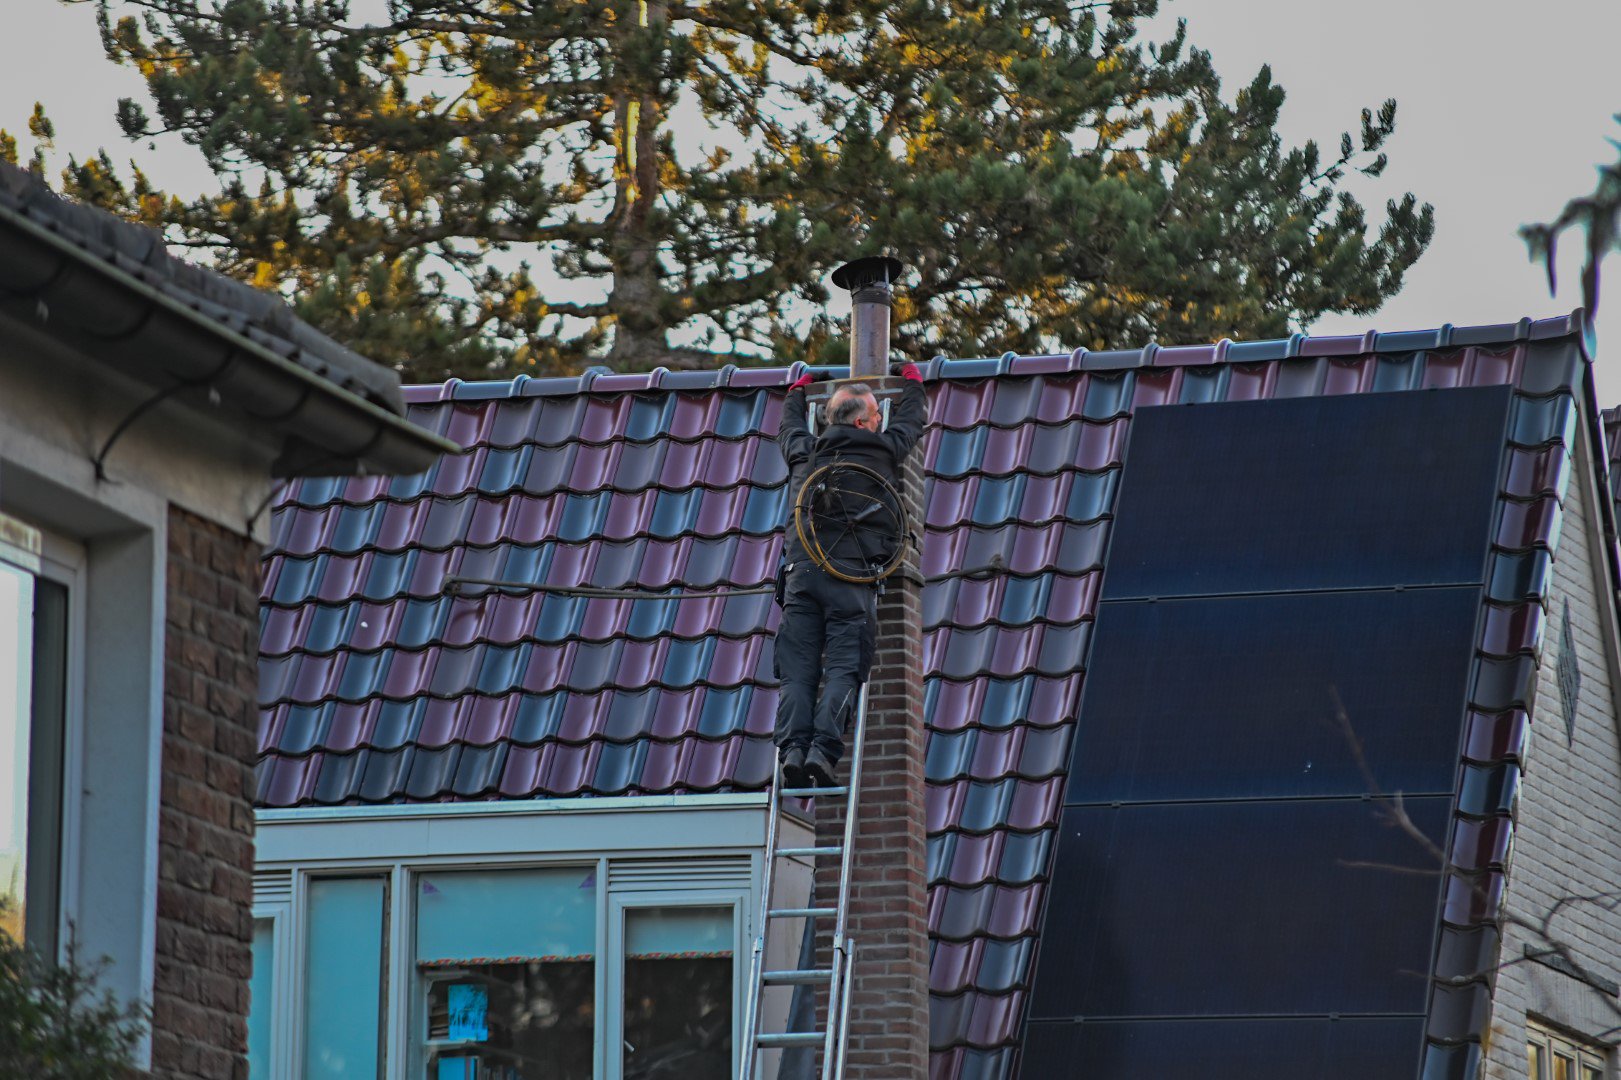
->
<box><xmin>19</xmin><ymin>1</ymin><xmax>1434</xmax><ymax>379</ymax></box>
<box><xmin>766</xmin><ymin>0</ymin><xmax>1435</xmax><ymax>361</ymax></box>
<box><xmin>56</xmin><ymin>0</ymin><xmax>875</xmax><ymax>378</ymax></box>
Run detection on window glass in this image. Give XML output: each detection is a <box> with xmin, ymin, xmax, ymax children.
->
<box><xmin>418</xmin><ymin>868</ymin><xmax>595</xmax><ymax>963</ymax></box>
<box><xmin>25</xmin><ymin>577</ymin><xmax>66</xmax><ymax>960</ymax></box>
<box><xmin>417</xmin><ymin>868</ymin><xmax>597</xmax><ymax>1080</ymax></box>
<box><xmin>0</xmin><ymin>561</ymin><xmax>34</xmax><ymax>945</ymax></box>
<box><xmin>306</xmin><ymin>877</ymin><xmax>387</xmax><ymax>1079</ymax></box>
<box><xmin>1554</xmin><ymin>1053</ymin><xmax>1573</xmax><ymax>1080</ymax></box>
<box><xmin>623</xmin><ymin>906</ymin><xmax>733</xmax><ymax>1080</ymax></box>
<box><xmin>248</xmin><ymin>918</ymin><xmax>275</xmax><ymax>1078</ymax></box>
<box><xmin>1528</xmin><ymin>1042</ymin><xmax>1545</xmax><ymax>1080</ymax></box>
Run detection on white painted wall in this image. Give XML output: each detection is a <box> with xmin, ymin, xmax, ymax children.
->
<box><xmin>0</xmin><ymin>321</ymin><xmax>285</xmax><ymax>1066</ymax></box>
<box><xmin>1484</xmin><ymin>409</ymin><xmax>1621</xmax><ymax>1076</ymax></box>
<box><xmin>0</xmin><ymin>319</ymin><xmax>280</xmax><ymax>543</ymax></box>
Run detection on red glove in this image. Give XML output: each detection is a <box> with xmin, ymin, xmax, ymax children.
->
<box><xmin>897</xmin><ymin>362</ymin><xmax>923</xmax><ymax>383</ymax></box>
<box><xmin>788</xmin><ymin>373</ymin><xmax>814</xmax><ymax>391</ymax></box>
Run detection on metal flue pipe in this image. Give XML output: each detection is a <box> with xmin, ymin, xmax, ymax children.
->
<box><xmin>831</xmin><ymin>256</ymin><xmax>905</xmax><ymax>379</ymax></box>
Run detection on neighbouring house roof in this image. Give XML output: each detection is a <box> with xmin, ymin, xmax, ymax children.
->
<box><xmin>256</xmin><ymin>313</ymin><xmax>1602</xmax><ymax>1078</ymax></box>
<box><xmin>1602</xmin><ymin>406</ymin><xmax>1621</xmax><ymax>515</ymax></box>
<box><xmin>0</xmin><ymin>162</ymin><xmax>456</xmax><ymax>475</ymax></box>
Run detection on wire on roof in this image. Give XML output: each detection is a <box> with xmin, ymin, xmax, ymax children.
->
<box><xmin>441</xmin><ymin>576</ymin><xmax>775</xmax><ymax>600</ymax></box>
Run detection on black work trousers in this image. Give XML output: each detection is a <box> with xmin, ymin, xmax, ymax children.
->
<box><xmin>772</xmin><ymin>566</ymin><xmax>878</xmax><ymax>766</ymax></box>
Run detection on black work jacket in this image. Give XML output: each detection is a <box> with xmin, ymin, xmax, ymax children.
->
<box><xmin>777</xmin><ymin>380</ymin><xmax>928</xmax><ymax>571</ymax></box>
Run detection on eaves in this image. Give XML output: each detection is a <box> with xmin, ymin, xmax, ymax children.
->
<box><xmin>0</xmin><ymin>195</ymin><xmax>459</xmax><ymax>478</ymax></box>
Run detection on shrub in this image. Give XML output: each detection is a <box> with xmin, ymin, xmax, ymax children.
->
<box><xmin>0</xmin><ymin>906</ymin><xmax>147</xmax><ymax>1079</ymax></box>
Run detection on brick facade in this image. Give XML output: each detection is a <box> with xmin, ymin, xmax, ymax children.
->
<box><xmin>151</xmin><ymin>507</ymin><xmax>262</xmax><ymax>1080</ymax></box>
<box><xmin>1482</xmin><ymin>432</ymin><xmax>1621</xmax><ymax>1077</ymax></box>
<box><xmin>814</xmin><ymin>438</ymin><xmax>931</xmax><ymax>1078</ymax></box>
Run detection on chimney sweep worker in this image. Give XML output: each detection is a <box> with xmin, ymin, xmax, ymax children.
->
<box><xmin>773</xmin><ymin>363</ymin><xmax>928</xmax><ymax>787</ymax></box>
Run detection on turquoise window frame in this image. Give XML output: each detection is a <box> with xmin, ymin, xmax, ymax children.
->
<box><xmin>607</xmin><ymin>889</ymin><xmax>746</xmax><ymax>1080</ymax></box>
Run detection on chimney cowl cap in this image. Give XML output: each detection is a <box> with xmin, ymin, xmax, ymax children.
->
<box><xmin>831</xmin><ymin>256</ymin><xmax>905</xmax><ymax>292</ymax></box>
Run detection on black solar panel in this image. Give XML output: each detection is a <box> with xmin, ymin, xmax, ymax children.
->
<box><xmin>1101</xmin><ymin>386</ymin><xmax>1511</xmax><ymax>599</ymax></box>
<box><xmin>1065</xmin><ymin>588</ymin><xmax>1481</xmax><ymax>804</ymax></box>
<box><xmin>1028</xmin><ymin>798</ymin><xmax>1450</xmax><ymax>1020</ymax></box>
<box><xmin>1020</xmin><ymin>1016</ymin><xmax>1426</xmax><ymax>1079</ymax></box>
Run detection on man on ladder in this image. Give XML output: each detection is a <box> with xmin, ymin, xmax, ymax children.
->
<box><xmin>772</xmin><ymin>362</ymin><xmax>927</xmax><ymax>788</ymax></box>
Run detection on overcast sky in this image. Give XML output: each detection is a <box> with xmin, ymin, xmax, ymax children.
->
<box><xmin>6</xmin><ymin>0</ymin><xmax>1620</xmax><ymax>398</ymax></box>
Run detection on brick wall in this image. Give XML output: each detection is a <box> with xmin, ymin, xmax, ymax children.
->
<box><xmin>813</xmin><ymin>428</ymin><xmax>930</xmax><ymax>1078</ymax></box>
<box><xmin>150</xmin><ymin>506</ymin><xmax>261</xmax><ymax>1080</ymax></box>
<box><xmin>1482</xmin><ymin>434</ymin><xmax>1621</xmax><ymax>1077</ymax></box>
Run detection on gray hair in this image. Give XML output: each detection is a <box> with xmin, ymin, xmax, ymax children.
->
<box><xmin>828</xmin><ymin>384</ymin><xmax>874</xmax><ymax>426</ymax></box>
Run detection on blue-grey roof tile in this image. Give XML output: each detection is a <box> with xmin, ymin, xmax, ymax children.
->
<box><xmin>1080</xmin><ymin>373</ymin><xmax>1132</xmax><ymax>420</ymax></box>
<box><xmin>1471</xmin><ymin>654</ymin><xmax>1539</xmax><ymax>713</ymax></box>
<box><xmin>511</xmin><ymin>693</ymin><xmax>564</xmax><ymax>744</ymax></box>
<box><xmin>387</xmin><ymin>467</ymin><xmax>433</xmax><ymax>501</ymax></box>
<box><xmin>1225</xmin><ymin>337</ymin><xmax>1292</xmax><ymax>362</ymax></box>
<box><xmin>1509</xmin><ymin>393</ymin><xmax>1577</xmax><ymax>448</ymax></box>
<box><xmin>406</xmin><ymin>745</ymin><xmax>460</xmax><ymax>799</ymax></box>
<box><xmin>1457</xmin><ymin>763</ymin><xmax>1519</xmax><ymax>819</ymax></box>
<box><xmin>332</xmin><ymin>503</ymin><xmax>383</xmax><ymax>552</ymax></box>
<box><xmin>313</xmin><ymin>748</ymin><xmax>367</xmax><ymax>804</ymax></box>
<box><xmin>270</xmin><ymin>554</ymin><xmax>323</xmax><ymax>605</ymax></box>
<box><xmin>476</xmin><ymin>446</ymin><xmax>532</xmax><ymax>494</ymax></box>
<box><xmin>337</xmin><ymin>650</ymin><xmax>389</xmax><ymax>702</ymax></box>
<box><xmin>362</xmin><ymin>551</ymin><xmax>413</xmax><ymax>601</ymax></box>
<box><xmin>304</xmin><ymin>603</ymin><xmax>357</xmax><ymax>655</ymax></box>
<box><xmin>276</xmin><ymin>704</ymin><xmax>329</xmax><ymax>756</ymax></box>
<box><xmin>1063</xmin><ymin>470</ymin><xmax>1118</xmax><ymax>522</ymax></box>
<box><xmin>976</xmin><ymin>939</ymin><xmax>1036</xmax><ymax>993</ymax></box>
<box><xmin>593</xmin><ymin>739</ymin><xmax>647</xmax><ymax>794</ymax></box>
<box><xmin>1516</xmin><ymin>340</ymin><xmax>1583</xmax><ymax>395</ymax></box>
<box><xmin>359</xmin><ymin>746</ymin><xmax>413</xmax><ymax>801</ymax></box>
<box><xmin>1370</xmin><ymin>353</ymin><xmax>1422</xmax><ymax>392</ymax></box>
<box><xmin>371</xmin><ymin>699</ymin><xmax>427</xmax><ymax>750</ymax></box>
<box><xmin>1486</xmin><ymin>550</ymin><xmax>1550</xmax><ymax>603</ymax></box>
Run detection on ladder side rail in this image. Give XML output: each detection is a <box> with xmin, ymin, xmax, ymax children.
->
<box><xmin>740</xmin><ymin>761</ymin><xmax>786</xmax><ymax>1080</ymax></box>
<box><xmin>821</xmin><ymin>683</ymin><xmax>871</xmax><ymax>1080</ymax></box>
<box><xmin>822</xmin><ymin>939</ymin><xmax>846</xmax><ymax>1080</ymax></box>
<box><xmin>833</xmin><ymin>938</ymin><xmax>858</xmax><ymax>1080</ymax></box>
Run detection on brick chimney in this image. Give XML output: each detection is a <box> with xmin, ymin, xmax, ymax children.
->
<box><xmin>811</xmin><ymin>259</ymin><xmax>929</xmax><ymax>1078</ymax></box>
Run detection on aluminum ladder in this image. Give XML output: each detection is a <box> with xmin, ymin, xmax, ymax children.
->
<box><xmin>739</xmin><ymin>684</ymin><xmax>870</xmax><ymax>1080</ymax></box>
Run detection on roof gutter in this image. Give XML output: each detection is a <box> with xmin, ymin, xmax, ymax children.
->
<box><xmin>0</xmin><ymin>202</ymin><xmax>460</xmax><ymax>477</ymax></box>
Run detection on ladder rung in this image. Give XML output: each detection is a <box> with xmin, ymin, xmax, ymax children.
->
<box><xmin>768</xmin><ymin>906</ymin><xmax>835</xmax><ymax>919</ymax></box>
<box><xmin>777</xmin><ymin>845</ymin><xmax>842</xmax><ymax>858</ymax></box>
<box><xmin>756</xmin><ymin>1032</ymin><xmax>825</xmax><ymax>1048</ymax></box>
<box><xmin>780</xmin><ymin>786</ymin><xmax>850</xmax><ymax>798</ymax></box>
<box><xmin>762</xmin><ymin>967</ymin><xmax>833</xmax><ymax>984</ymax></box>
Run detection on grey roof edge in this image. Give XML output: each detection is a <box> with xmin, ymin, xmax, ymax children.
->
<box><xmin>405</xmin><ymin>312</ymin><xmax>1594</xmax><ymax>404</ymax></box>
<box><xmin>0</xmin><ymin>164</ymin><xmax>458</xmax><ymax>476</ymax></box>
<box><xmin>1576</xmin><ymin>362</ymin><xmax>1621</xmax><ymax>661</ymax></box>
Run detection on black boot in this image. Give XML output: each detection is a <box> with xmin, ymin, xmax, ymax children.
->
<box><xmin>803</xmin><ymin>747</ymin><xmax>837</xmax><ymax>788</ymax></box>
<box><xmin>780</xmin><ymin>747</ymin><xmax>808</xmax><ymax>788</ymax></box>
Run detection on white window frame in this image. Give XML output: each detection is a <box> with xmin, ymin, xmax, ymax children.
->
<box><xmin>248</xmin><ymin>903</ymin><xmax>292</xmax><ymax>1080</ymax></box>
<box><xmin>607</xmin><ymin>888</ymin><xmax>748</xmax><ymax>1080</ymax></box>
<box><xmin>1528</xmin><ymin>1017</ymin><xmax>1610</xmax><ymax>1079</ymax></box>
<box><xmin>1</xmin><ymin>514</ymin><xmax>91</xmax><ymax>965</ymax></box>
<box><xmin>255</xmin><ymin>794</ymin><xmax>803</xmax><ymax>1080</ymax></box>
<box><xmin>0</xmin><ymin>436</ymin><xmax>169</xmax><ymax>1069</ymax></box>
<box><xmin>404</xmin><ymin>858</ymin><xmax>602</xmax><ymax>1080</ymax></box>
